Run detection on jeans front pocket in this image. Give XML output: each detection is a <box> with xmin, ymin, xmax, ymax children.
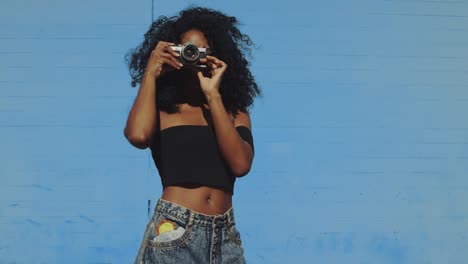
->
<box><xmin>145</xmin><ymin>211</ymin><xmax>194</xmax><ymax>250</ymax></box>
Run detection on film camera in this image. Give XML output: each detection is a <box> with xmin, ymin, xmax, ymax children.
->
<box><xmin>169</xmin><ymin>42</ymin><xmax>209</xmax><ymax>68</ymax></box>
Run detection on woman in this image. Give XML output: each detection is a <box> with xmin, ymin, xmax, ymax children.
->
<box><xmin>124</xmin><ymin>7</ymin><xmax>261</xmax><ymax>264</ymax></box>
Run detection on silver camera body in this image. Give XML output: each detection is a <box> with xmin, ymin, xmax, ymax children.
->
<box><xmin>170</xmin><ymin>42</ymin><xmax>208</xmax><ymax>68</ymax></box>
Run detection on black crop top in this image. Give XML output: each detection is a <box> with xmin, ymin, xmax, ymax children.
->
<box><xmin>150</xmin><ymin>114</ymin><xmax>254</xmax><ymax>195</ymax></box>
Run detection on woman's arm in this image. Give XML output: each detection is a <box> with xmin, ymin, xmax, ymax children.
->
<box><xmin>123</xmin><ymin>72</ymin><xmax>158</xmax><ymax>149</ymax></box>
<box><xmin>124</xmin><ymin>41</ymin><xmax>182</xmax><ymax>149</ymax></box>
<box><xmin>198</xmin><ymin>55</ymin><xmax>254</xmax><ymax>177</ymax></box>
<box><xmin>206</xmin><ymin>92</ymin><xmax>254</xmax><ymax>177</ymax></box>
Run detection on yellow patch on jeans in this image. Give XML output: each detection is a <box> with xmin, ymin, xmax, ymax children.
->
<box><xmin>155</xmin><ymin>219</ymin><xmax>177</xmax><ymax>236</ymax></box>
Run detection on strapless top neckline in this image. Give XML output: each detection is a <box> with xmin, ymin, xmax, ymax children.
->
<box><xmin>159</xmin><ymin>124</ymin><xmax>250</xmax><ymax>134</ymax></box>
<box><xmin>160</xmin><ymin>124</ymin><xmax>210</xmax><ymax>133</ymax></box>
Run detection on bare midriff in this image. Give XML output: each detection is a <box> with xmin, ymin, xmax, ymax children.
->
<box><xmin>161</xmin><ymin>183</ymin><xmax>233</xmax><ymax>215</ymax></box>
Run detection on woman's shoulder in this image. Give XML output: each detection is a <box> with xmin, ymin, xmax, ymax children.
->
<box><xmin>233</xmin><ymin>109</ymin><xmax>252</xmax><ymax>130</ymax></box>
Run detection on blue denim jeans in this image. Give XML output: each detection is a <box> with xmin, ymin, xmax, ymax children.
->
<box><xmin>134</xmin><ymin>198</ymin><xmax>247</xmax><ymax>264</ymax></box>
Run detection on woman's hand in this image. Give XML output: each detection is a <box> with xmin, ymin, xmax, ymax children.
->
<box><xmin>197</xmin><ymin>55</ymin><xmax>228</xmax><ymax>97</ymax></box>
<box><xmin>145</xmin><ymin>41</ymin><xmax>183</xmax><ymax>79</ymax></box>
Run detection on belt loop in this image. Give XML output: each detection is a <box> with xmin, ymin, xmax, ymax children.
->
<box><xmin>212</xmin><ymin>215</ymin><xmax>217</xmax><ymax>229</ymax></box>
<box><xmin>187</xmin><ymin>210</ymin><xmax>193</xmax><ymax>227</ymax></box>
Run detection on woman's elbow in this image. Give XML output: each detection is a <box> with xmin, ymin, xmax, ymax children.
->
<box><xmin>232</xmin><ymin>160</ymin><xmax>253</xmax><ymax>178</ymax></box>
<box><xmin>124</xmin><ymin>128</ymin><xmax>150</xmax><ymax>149</ymax></box>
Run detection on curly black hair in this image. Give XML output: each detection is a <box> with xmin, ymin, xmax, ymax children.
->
<box><xmin>124</xmin><ymin>6</ymin><xmax>262</xmax><ymax>116</ymax></box>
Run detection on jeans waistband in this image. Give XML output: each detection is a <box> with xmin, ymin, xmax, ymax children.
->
<box><xmin>155</xmin><ymin>198</ymin><xmax>236</xmax><ymax>228</ymax></box>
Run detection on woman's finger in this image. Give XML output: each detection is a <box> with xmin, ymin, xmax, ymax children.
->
<box><xmin>164</xmin><ymin>44</ymin><xmax>180</xmax><ymax>58</ymax></box>
<box><xmin>200</xmin><ymin>58</ymin><xmax>214</xmax><ymax>68</ymax></box>
<box><xmin>156</xmin><ymin>41</ymin><xmax>169</xmax><ymax>51</ymax></box>
<box><xmin>156</xmin><ymin>42</ymin><xmax>179</xmax><ymax>57</ymax></box>
<box><xmin>206</xmin><ymin>55</ymin><xmax>225</xmax><ymax>69</ymax></box>
<box><xmin>218</xmin><ymin>60</ymin><xmax>227</xmax><ymax>69</ymax></box>
<box><xmin>199</xmin><ymin>58</ymin><xmax>215</xmax><ymax>70</ymax></box>
<box><xmin>162</xmin><ymin>53</ymin><xmax>183</xmax><ymax>69</ymax></box>
<box><xmin>196</xmin><ymin>70</ymin><xmax>205</xmax><ymax>81</ymax></box>
<box><xmin>161</xmin><ymin>57</ymin><xmax>181</xmax><ymax>70</ymax></box>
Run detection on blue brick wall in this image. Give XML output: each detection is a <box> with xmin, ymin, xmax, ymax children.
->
<box><xmin>1</xmin><ymin>0</ymin><xmax>467</xmax><ymax>263</ymax></box>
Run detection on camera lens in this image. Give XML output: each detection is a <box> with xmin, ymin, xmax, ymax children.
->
<box><xmin>181</xmin><ymin>44</ymin><xmax>200</xmax><ymax>63</ymax></box>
